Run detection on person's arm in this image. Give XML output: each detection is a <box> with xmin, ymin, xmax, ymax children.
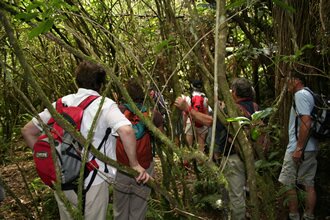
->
<box><xmin>116</xmin><ymin>125</ymin><xmax>150</xmax><ymax>183</ymax></box>
<box><xmin>21</xmin><ymin>121</ymin><xmax>41</xmax><ymax>149</ymax></box>
<box><xmin>174</xmin><ymin>97</ymin><xmax>213</xmax><ymax>127</ymax></box>
<box><xmin>292</xmin><ymin>115</ymin><xmax>312</xmax><ymax>163</ymax></box>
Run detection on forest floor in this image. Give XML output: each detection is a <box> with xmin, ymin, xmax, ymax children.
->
<box><xmin>0</xmin><ymin>143</ymin><xmax>43</xmax><ymax>220</ymax></box>
<box><xmin>1</xmin><ymin>140</ymin><xmax>330</xmax><ymax>220</ymax></box>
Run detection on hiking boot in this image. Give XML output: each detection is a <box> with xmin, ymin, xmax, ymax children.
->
<box><xmin>303</xmin><ymin>213</ymin><xmax>315</xmax><ymax>220</ymax></box>
<box><xmin>289</xmin><ymin>213</ymin><xmax>300</xmax><ymax>220</ymax></box>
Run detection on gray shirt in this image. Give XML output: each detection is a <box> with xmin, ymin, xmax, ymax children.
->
<box><xmin>287</xmin><ymin>88</ymin><xmax>318</xmax><ymax>152</ymax></box>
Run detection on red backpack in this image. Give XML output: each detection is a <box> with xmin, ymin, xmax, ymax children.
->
<box><xmin>191</xmin><ymin>95</ymin><xmax>206</xmax><ymax>127</ymax></box>
<box><xmin>33</xmin><ymin>95</ymin><xmax>109</xmax><ymax>190</ymax></box>
<box><xmin>116</xmin><ymin>105</ymin><xmax>152</xmax><ymax>169</ymax></box>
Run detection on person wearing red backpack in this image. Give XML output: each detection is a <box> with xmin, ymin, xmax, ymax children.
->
<box><xmin>114</xmin><ymin>80</ymin><xmax>164</xmax><ymax>220</ymax></box>
<box><xmin>175</xmin><ymin>78</ymin><xmax>259</xmax><ymax>220</ymax></box>
<box><xmin>183</xmin><ymin>80</ymin><xmax>209</xmax><ymax>152</ymax></box>
<box><xmin>21</xmin><ymin>61</ymin><xmax>149</xmax><ymax>220</ymax></box>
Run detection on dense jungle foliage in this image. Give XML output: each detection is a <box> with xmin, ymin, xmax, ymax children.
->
<box><xmin>0</xmin><ymin>0</ymin><xmax>329</xmax><ymax>219</ymax></box>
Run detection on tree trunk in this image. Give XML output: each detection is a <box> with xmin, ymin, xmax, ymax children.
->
<box><xmin>215</xmin><ymin>0</ymin><xmax>260</xmax><ymax>219</ymax></box>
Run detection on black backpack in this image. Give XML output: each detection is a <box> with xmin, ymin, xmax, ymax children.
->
<box><xmin>294</xmin><ymin>88</ymin><xmax>330</xmax><ymax>141</ymax></box>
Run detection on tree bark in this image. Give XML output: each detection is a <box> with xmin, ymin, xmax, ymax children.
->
<box><xmin>215</xmin><ymin>0</ymin><xmax>260</xmax><ymax>219</ymax></box>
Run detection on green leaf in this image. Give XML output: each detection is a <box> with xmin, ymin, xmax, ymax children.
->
<box><xmin>15</xmin><ymin>12</ymin><xmax>39</xmax><ymax>21</ymax></box>
<box><xmin>154</xmin><ymin>37</ymin><xmax>174</xmax><ymax>53</ymax></box>
<box><xmin>155</xmin><ymin>40</ymin><xmax>169</xmax><ymax>53</ymax></box>
<box><xmin>26</xmin><ymin>1</ymin><xmax>43</xmax><ymax>11</ymax></box>
<box><xmin>251</xmin><ymin>107</ymin><xmax>273</xmax><ymax>120</ymax></box>
<box><xmin>226</xmin><ymin>116</ymin><xmax>250</xmax><ymax>123</ymax></box>
<box><xmin>251</xmin><ymin>127</ymin><xmax>260</xmax><ymax>141</ymax></box>
<box><xmin>300</xmin><ymin>44</ymin><xmax>314</xmax><ymax>50</ymax></box>
<box><xmin>294</xmin><ymin>44</ymin><xmax>315</xmax><ymax>58</ymax></box>
<box><xmin>255</xmin><ymin>159</ymin><xmax>282</xmax><ymax>170</ymax></box>
<box><xmin>28</xmin><ymin>19</ymin><xmax>54</xmax><ymax>39</ymax></box>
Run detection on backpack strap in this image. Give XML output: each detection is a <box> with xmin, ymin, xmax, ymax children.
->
<box><xmin>293</xmin><ymin>95</ymin><xmax>299</xmax><ymax>140</ymax></box>
<box><xmin>78</xmin><ymin>95</ymin><xmax>99</xmax><ymax>109</ymax></box>
<box><xmin>293</xmin><ymin>88</ymin><xmax>315</xmax><ymax>140</ymax></box>
<box><xmin>292</xmin><ymin>89</ymin><xmax>314</xmax><ymax>159</ymax></box>
<box><xmin>56</xmin><ymin>95</ymin><xmax>99</xmax><ymax>111</ymax></box>
<box><xmin>50</xmin><ymin>95</ymin><xmax>99</xmax><ymax>124</ymax></box>
<box><xmin>123</xmin><ymin>103</ymin><xmax>147</xmax><ymax>113</ymax></box>
<box><xmin>303</xmin><ymin>87</ymin><xmax>314</xmax><ymax>98</ymax></box>
<box><xmin>55</xmin><ymin>98</ymin><xmax>64</xmax><ymax>113</ymax></box>
<box><xmin>237</xmin><ymin>99</ymin><xmax>258</xmax><ymax>119</ymax></box>
<box><xmin>84</xmin><ymin>127</ymin><xmax>112</xmax><ymax>193</ymax></box>
<box><xmin>91</xmin><ymin>127</ymin><xmax>111</xmax><ymax>161</ymax></box>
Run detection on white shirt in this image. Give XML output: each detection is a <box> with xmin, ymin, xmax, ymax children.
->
<box><xmin>32</xmin><ymin>88</ymin><xmax>131</xmax><ymax>186</ymax></box>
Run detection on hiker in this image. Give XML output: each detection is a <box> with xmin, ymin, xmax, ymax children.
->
<box><xmin>227</xmin><ymin>78</ymin><xmax>260</xmax><ymax>220</ymax></box>
<box><xmin>114</xmin><ymin>80</ymin><xmax>164</xmax><ymax>220</ymax></box>
<box><xmin>21</xmin><ymin>61</ymin><xmax>149</xmax><ymax>220</ymax></box>
<box><xmin>149</xmin><ymin>86</ymin><xmax>166</xmax><ymax>117</ymax></box>
<box><xmin>278</xmin><ymin>72</ymin><xmax>318</xmax><ymax>220</ymax></box>
<box><xmin>183</xmin><ymin>80</ymin><xmax>209</xmax><ymax>152</ymax></box>
<box><xmin>175</xmin><ymin>77</ymin><xmax>259</xmax><ymax>220</ymax></box>
<box><xmin>205</xmin><ymin>102</ymin><xmax>230</xmax><ymax>163</ymax></box>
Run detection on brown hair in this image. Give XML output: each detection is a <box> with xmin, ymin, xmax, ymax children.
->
<box><xmin>75</xmin><ymin>61</ymin><xmax>106</xmax><ymax>92</ymax></box>
<box><xmin>126</xmin><ymin>80</ymin><xmax>145</xmax><ymax>103</ymax></box>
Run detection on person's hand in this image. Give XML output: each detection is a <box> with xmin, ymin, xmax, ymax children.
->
<box><xmin>174</xmin><ymin>97</ymin><xmax>189</xmax><ymax>112</ymax></box>
<box><xmin>292</xmin><ymin>148</ymin><xmax>303</xmax><ymax>164</ymax></box>
<box><xmin>132</xmin><ymin>164</ymin><xmax>150</xmax><ymax>184</ymax></box>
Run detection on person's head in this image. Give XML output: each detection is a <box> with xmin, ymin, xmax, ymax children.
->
<box><xmin>149</xmin><ymin>89</ymin><xmax>155</xmax><ymax>98</ymax></box>
<box><xmin>75</xmin><ymin>61</ymin><xmax>106</xmax><ymax>92</ymax></box>
<box><xmin>148</xmin><ymin>85</ymin><xmax>156</xmax><ymax>98</ymax></box>
<box><xmin>231</xmin><ymin>78</ymin><xmax>254</xmax><ymax>100</ymax></box>
<box><xmin>288</xmin><ymin>71</ymin><xmax>306</xmax><ymax>92</ymax></box>
<box><xmin>191</xmin><ymin>80</ymin><xmax>203</xmax><ymax>92</ymax></box>
<box><xmin>126</xmin><ymin>80</ymin><xmax>145</xmax><ymax>103</ymax></box>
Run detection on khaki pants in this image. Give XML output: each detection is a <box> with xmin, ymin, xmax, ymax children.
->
<box><xmin>113</xmin><ymin>163</ymin><xmax>154</xmax><ymax>220</ymax></box>
<box><xmin>224</xmin><ymin>154</ymin><xmax>246</xmax><ymax>220</ymax></box>
<box><xmin>278</xmin><ymin>151</ymin><xmax>317</xmax><ymax>187</ymax></box>
<box><xmin>54</xmin><ymin>181</ymin><xmax>109</xmax><ymax>220</ymax></box>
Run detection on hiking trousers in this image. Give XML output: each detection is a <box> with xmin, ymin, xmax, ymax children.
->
<box><xmin>113</xmin><ymin>162</ymin><xmax>154</xmax><ymax>220</ymax></box>
<box><xmin>54</xmin><ymin>181</ymin><xmax>109</xmax><ymax>220</ymax></box>
<box><xmin>225</xmin><ymin>154</ymin><xmax>246</xmax><ymax>220</ymax></box>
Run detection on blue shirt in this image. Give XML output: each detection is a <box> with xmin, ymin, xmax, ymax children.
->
<box><xmin>287</xmin><ymin>88</ymin><xmax>318</xmax><ymax>152</ymax></box>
